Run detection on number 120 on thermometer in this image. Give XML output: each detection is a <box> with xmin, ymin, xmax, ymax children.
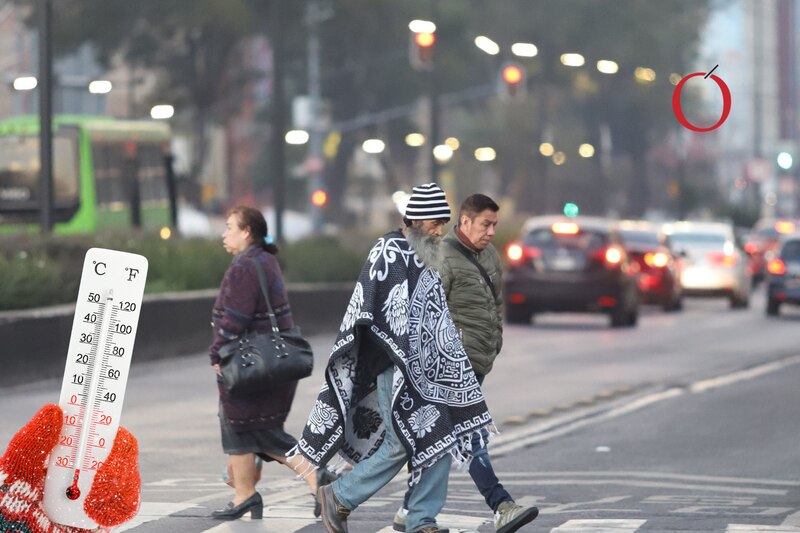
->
<box><xmin>43</xmin><ymin>248</ymin><xmax>148</xmax><ymax>529</ymax></box>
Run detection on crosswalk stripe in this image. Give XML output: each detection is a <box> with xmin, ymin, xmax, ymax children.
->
<box><xmin>203</xmin><ymin>506</ymin><xmax>318</xmax><ymax>532</ymax></box>
<box><xmin>116</xmin><ymin>502</ymin><xmax>200</xmax><ymax>532</ymax></box>
<box><xmin>727</xmin><ymin>526</ymin><xmax>800</xmax><ymax>532</ymax></box>
<box><xmin>550</xmin><ymin>519</ymin><xmax>647</xmax><ymax>532</ymax></box>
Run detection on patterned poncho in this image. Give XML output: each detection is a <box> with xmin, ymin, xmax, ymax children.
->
<box><xmin>293</xmin><ymin>231</ymin><xmax>493</xmax><ymax>479</ymax></box>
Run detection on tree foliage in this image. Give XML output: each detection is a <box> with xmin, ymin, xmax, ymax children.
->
<box><xmin>33</xmin><ymin>0</ymin><xmax>710</xmax><ymax>219</ymax></box>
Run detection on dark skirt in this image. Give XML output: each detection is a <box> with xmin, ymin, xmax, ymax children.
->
<box><xmin>219</xmin><ymin>406</ymin><xmax>298</xmax><ymax>462</ymax></box>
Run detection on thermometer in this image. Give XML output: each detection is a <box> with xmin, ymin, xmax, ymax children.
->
<box><xmin>43</xmin><ymin>248</ymin><xmax>148</xmax><ymax>529</ymax></box>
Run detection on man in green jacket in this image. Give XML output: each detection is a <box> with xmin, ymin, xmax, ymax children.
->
<box><xmin>394</xmin><ymin>194</ymin><xmax>538</xmax><ymax>533</ymax></box>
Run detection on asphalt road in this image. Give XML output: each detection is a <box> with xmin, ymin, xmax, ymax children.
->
<box><xmin>2</xmin><ymin>287</ymin><xmax>800</xmax><ymax>532</ymax></box>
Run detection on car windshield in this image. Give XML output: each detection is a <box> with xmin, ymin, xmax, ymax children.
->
<box><xmin>782</xmin><ymin>241</ymin><xmax>800</xmax><ymax>261</ymax></box>
<box><xmin>524</xmin><ymin>227</ymin><xmax>607</xmax><ymax>252</ymax></box>
<box><xmin>669</xmin><ymin>232</ymin><xmax>726</xmax><ymax>248</ymax></box>
<box><xmin>619</xmin><ymin>230</ymin><xmax>659</xmax><ymax>246</ymax></box>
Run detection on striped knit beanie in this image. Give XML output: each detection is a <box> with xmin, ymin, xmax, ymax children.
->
<box><xmin>404</xmin><ymin>183</ymin><xmax>451</xmax><ymax>221</ymax></box>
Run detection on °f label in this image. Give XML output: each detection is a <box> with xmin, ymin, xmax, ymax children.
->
<box><xmin>42</xmin><ymin>248</ymin><xmax>147</xmax><ymax>529</ymax></box>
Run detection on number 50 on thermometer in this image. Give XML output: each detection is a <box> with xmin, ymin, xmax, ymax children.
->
<box><xmin>43</xmin><ymin>248</ymin><xmax>148</xmax><ymax>529</ymax></box>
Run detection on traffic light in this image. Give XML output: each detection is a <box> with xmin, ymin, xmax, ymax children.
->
<box><xmin>409</xmin><ymin>30</ymin><xmax>435</xmax><ymax>71</ymax></box>
<box><xmin>563</xmin><ymin>202</ymin><xmax>579</xmax><ymax>217</ymax></box>
<box><xmin>497</xmin><ymin>62</ymin><xmax>527</xmax><ymax>102</ymax></box>
<box><xmin>777</xmin><ymin>151</ymin><xmax>794</xmax><ymax>172</ymax></box>
<box><xmin>311</xmin><ymin>189</ymin><xmax>328</xmax><ymax>207</ymax></box>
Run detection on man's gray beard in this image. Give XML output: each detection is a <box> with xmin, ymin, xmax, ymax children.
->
<box><xmin>405</xmin><ymin>225</ymin><xmax>443</xmax><ymax>270</ymax></box>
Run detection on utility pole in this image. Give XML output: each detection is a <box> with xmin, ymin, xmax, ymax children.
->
<box><xmin>38</xmin><ymin>0</ymin><xmax>53</xmax><ymax>233</ymax></box>
<box><xmin>270</xmin><ymin>0</ymin><xmax>287</xmax><ymax>243</ymax></box>
<box><xmin>429</xmin><ymin>76</ymin><xmax>439</xmax><ymax>183</ymax></box>
<box><xmin>306</xmin><ymin>0</ymin><xmax>330</xmax><ymax>234</ymax></box>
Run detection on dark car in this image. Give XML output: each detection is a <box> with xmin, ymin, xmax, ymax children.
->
<box><xmin>504</xmin><ymin>216</ymin><xmax>640</xmax><ymax>328</ymax></box>
<box><xmin>744</xmin><ymin>218</ymin><xmax>799</xmax><ymax>284</ymax></box>
<box><xmin>766</xmin><ymin>233</ymin><xmax>800</xmax><ymax>316</ymax></box>
<box><xmin>616</xmin><ymin>222</ymin><xmax>683</xmax><ymax>311</ymax></box>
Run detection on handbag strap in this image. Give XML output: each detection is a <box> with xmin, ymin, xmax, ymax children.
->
<box><xmin>250</xmin><ymin>257</ymin><xmax>282</xmax><ymax>338</ymax></box>
<box><xmin>446</xmin><ymin>238</ymin><xmax>498</xmax><ymax>301</ymax></box>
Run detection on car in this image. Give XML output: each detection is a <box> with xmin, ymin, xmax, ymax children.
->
<box><xmin>616</xmin><ymin>221</ymin><xmax>683</xmax><ymax>311</ymax></box>
<box><xmin>743</xmin><ymin>218</ymin><xmax>799</xmax><ymax>284</ymax></box>
<box><xmin>503</xmin><ymin>216</ymin><xmax>640</xmax><ymax>328</ymax></box>
<box><xmin>663</xmin><ymin>221</ymin><xmax>751</xmax><ymax>309</ymax></box>
<box><xmin>765</xmin><ymin>233</ymin><xmax>800</xmax><ymax>316</ymax></box>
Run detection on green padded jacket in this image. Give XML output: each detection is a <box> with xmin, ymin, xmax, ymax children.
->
<box><xmin>439</xmin><ymin>226</ymin><xmax>503</xmax><ymax>376</ymax></box>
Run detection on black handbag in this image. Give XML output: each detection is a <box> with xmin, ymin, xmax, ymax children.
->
<box><xmin>218</xmin><ymin>258</ymin><xmax>314</xmax><ymax>395</ymax></box>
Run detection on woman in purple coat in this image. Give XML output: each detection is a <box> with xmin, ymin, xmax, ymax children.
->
<box><xmin>209</xmin><ymin>206</ymin><xmax>332</xmax><ymax>520</ymax></box>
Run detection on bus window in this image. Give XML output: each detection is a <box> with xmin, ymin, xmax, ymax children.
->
<box><xmin>138</xmin><ymin>143</ymin><xmax>168</xmax><ymax>204</ymax></box>
<box><xmin>92</xmin><ymin>142</ymin><xmax>126</xmax><ymax>206</ymax></box>
<box><xmin>0</xmin><ymin>131</ymin><xmax>79</xmax><ymax>220</ymax></box>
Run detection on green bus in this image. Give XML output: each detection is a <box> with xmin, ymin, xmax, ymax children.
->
<box><xmin>0</xmin><ymin>115</ymin><xmax>175</xmax><ymax>234</ymax></box>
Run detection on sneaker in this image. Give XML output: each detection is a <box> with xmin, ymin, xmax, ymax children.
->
<box><xmin>393</xmin><ymin>507</ymin><xmax>408</xmax><ymax>532</ymax></box>
<box><xmin>494</xmin><ymin>500</ymin><xmax>539</xmax><ymax>533</ymax></box>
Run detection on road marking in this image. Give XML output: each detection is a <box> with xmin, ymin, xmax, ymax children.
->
<box><xmin>551</xmin><ymin>519</ymin><xmax>646</xmax><ymax>532</ymax></box>
<box><xmin>116</xmin><ymin>502</ymin><xmax>201</xmax><ymax>531</ymax></box>
<box><xmin>492</xmin><ymin>471</ymin><xmax>800</xmax><ymax>487</ymax></box>
<box><xmin>690</xmin><ymin>354</ymin><xmax>800</xmax><ymax>393</ymax></box>
<box><xmin>783</xmin><ymin>510</ymin><xmax>800</xmax><ymax>526</ymax></box>
<box><xmin>727</xmin><ymin>526</ymin><xmax>800</xmax><ymax>532</ymax></box>
<box><xmin>491</xmin><ymin>354</ymin><xmax>800</xmax><ymax>457</ymax></box>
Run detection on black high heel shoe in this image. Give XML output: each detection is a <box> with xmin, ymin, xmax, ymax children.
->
<box><xmin>212</xmin><ymin>491</ymin><xmax>263</xmax><ymax>520</ymax></box>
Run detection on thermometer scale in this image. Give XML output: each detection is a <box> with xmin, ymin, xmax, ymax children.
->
<box><xmin>43</xmin><ymin>248</ymin><xmax>147</xmax><ymax>528</ymax></box>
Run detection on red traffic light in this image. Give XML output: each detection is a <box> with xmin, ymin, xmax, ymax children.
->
<box><xmin>409</xmin><ymin>31</ymin><xmax>435</xmax><ymax>71</ymax></box>
<box><xmin>311</xmin><ymin>189</ymin><xmax>328</xmax><ymax>207</ymax></box>
<box><xmin>415</xmin><ymin>32</ymin><xmax>435</xmax><ymax>48</ymax></box>
<box><xmin>502</xmin><ymin>65</ymin><xmax>523</xmax><ymax>85</ymax></box>
<box><xmin>497</xmin><ymin>62</ymin><xmax>527</xmax><ymax>102</ymax></box>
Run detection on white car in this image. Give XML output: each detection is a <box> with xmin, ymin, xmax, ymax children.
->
<box><xmin>663</xmin><ymin>221</ymin><xmax>751</xmax><ymax>309</ymax></box>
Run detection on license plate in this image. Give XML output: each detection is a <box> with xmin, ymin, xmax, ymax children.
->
<box><xmin>551</xmin><ymin>256</ymin><xmax>578</xmax><ymax>270</ymax></box>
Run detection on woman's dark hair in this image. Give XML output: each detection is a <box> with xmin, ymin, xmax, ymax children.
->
<box><xmin>228</xmin><ymin>205</ymin><xmax>279</xmax><ymax>254</ymax></box>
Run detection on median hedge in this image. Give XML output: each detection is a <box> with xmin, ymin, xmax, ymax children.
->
<box><xmin>0</xmin><ymin>233</ymin><xmax>368</xmax><ymax>312</ymax></box>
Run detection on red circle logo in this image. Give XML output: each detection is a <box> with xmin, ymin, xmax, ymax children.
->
<box><xmin>672</xmin><ymin>72</ymin><xmax>732</xmax><ymax>132</ymax></box>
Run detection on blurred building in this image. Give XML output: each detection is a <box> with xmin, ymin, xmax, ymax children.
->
<box><xmin>701</xmin><ymin>0</ymin><xmax>799</xmax><ymax>219</ymax></box>
<box><xmin>0</xmin><ymin>3</ymin><xmax>156</xmax><ymax>120</ymax></box>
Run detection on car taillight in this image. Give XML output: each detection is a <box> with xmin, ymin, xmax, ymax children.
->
<box><xmin>744</xmin><ymin>242</ymin><xmax>759</xmax><ymax>255</ymax></box>
<box><xmin>767</xmin><ymin>258</ymin><xmax>787</xmax><ymax>275</ymax></box>
<box><xmin>707</xmin><ymin>251</ymin><xmax>737</xmax><ymax>267</ymax></box>
<box><xmin>605</xmin><ymin>247</ymin><xmax>623</xmax><ymax>265</ymax></box>
<box><xmin>506</xmin><ymin>242</ymin><xmax>540</xmax><ymax>264</ymax></box>
<box><xmin>643</xmin><ymin>252</ymin><xmax>669</xmax><ymax>268</ymax></box>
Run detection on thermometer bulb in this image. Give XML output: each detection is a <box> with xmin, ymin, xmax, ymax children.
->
<box><xmin>66</xmin><ymin>485</ymin><xmax>81</xmax><ymax>500</ymax></box>
<box><xmin>66</xmin><ymin>470</ymin><xmax>81</xmax><ymax>500</ymax></box>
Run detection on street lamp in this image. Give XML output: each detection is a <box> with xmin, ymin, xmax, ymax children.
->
<box><xmin>285</xmin><ymin>129</ymin><xmax>310</xmax><ymax>145</ymax></box>
<box><xmin>511</xmin><ymin>42</ymin><xmax>538</xmax><ymax>58</ymax></box>
<box><xmin>474</xmin><ymin>36</ymin><xmax>500</xmax><ymax>56</ymax></box>
<box><xmin>362</xmin><ymin>139</ymin><xmax>385</xmax><ymax>154</ymax></box>
<box><xmin>150</xmin><ymin>105</ymin><xmax>174</xmax><ymax>120</ymax></box>
<box><xmin>88</xmin><ymin>80</ymin><xmax>112</xmax><ymax>94</ymax></box>
<box><xmin>433</xmin><ymin>144</ymin><xmax>453</xmax><ymax>163</ymax></box>
<box><xmin>596</xmin><ymin>60</ymin><xmax>619</xmax><ymax>74</ymax></box>
<box><xmin>13</xmin><ymin>76</ymin><xmax>38</xmax><ymax>91</ymax></box>
<box><xmin>405</xmin><ymin>133</ymin><xmax>425</xmax><ymax>147</ymax></box>
<box><xmin>561</xmin><ymin>53</ymin><xmax>585</xmax><ymax>67</ymax></box>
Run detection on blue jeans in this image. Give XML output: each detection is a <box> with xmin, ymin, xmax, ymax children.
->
<box><xmin>333</xmin><ymin>365</ymin><xmax>451</xmax><ymax>532</ymax></box>
<box><xmin>403</xmin><ymin>373</ymin><xmax>511</xmax><ymax>513</ymax></box>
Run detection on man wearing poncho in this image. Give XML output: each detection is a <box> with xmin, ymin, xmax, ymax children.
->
<box><xmin>292</xmin><ymin>183</ymin><xmax>494</xmax><ymax>533</ymax></box>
